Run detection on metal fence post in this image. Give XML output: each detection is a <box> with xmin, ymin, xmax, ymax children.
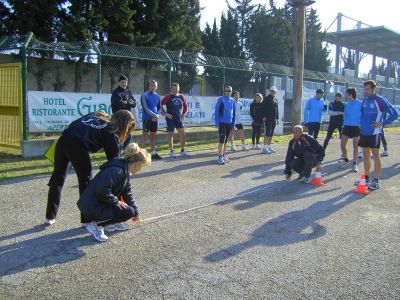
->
<box><xmin>221</xmin><ymin>67</ymin><xmax>225</xmax><ymax>94</ymax></box>
<box><xmin>91</xmin><ymin>40</ymin><xmax>102</xmax><ymax>93</ymax></box>
<box><xmin>162</xmin><ymin>49</ymin><xmax>172</xmax><ymax>90</ymax></box>
<box><xmin>21</xmin><ymin>32</ymin><xmax>33</xmax><ymax>141</ymax></box>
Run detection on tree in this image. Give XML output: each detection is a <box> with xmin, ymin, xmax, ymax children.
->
<box><xmin>226</xmin><ymin>0</ymin><xmax>258</xmax><ymax>53</ymax></box>
<box><xmin>343</xmin><ymin>50</ymin><xmax>356</xmax><ymax>70</ymax></box>
<box><xmin>246</xmin><ymin>6</ymin><xmax>293</xmax><ymax>66</ymax></box>
<box><xmin>304</xmin><ymin>8</ymin><xmax>331</xmax><ymax>72</ymax></box>
<box><xmin>0</xmin><ymin>2</ymin><xmax>11</xmax><ymax>35</ymax></box>
<box><xmin>6</xmin><ymin>0</ymin><xmax>66</xmax><ymax>42</ymax></box>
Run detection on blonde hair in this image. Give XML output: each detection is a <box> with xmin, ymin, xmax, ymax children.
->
<box><xmin>109</xmin><ymin>110</ymin><xmax>136</xmax><ymax>144</ymax></box>
<box><xmin>253</xmin><ymin>93</ymin><xmax>263</xmax><ymax>103</ymax></box>
<box><xmin>94</xmin><ymin>110</ymin><xmax>111</xmax><ymax>122</ymax></box>
<box><xmin>123</xmin><ymin>143</ymin><xmax>151</xmax><ymax>167</ymax></box>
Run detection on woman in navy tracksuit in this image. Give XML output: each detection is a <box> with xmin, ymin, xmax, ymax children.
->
<box><xmin>77</xmin><ymin>143</ymin><xmax>151</xmax><ymax>242</ymax></box>
<box><xmin>45</xmin><ymin>110</ymin><xmax>135</xmax><ymax>226</ymax></box>
<box><xmin>215</xmin><ymin>85</ymin><xmax>236</xmax><ymax>165</ymax></box>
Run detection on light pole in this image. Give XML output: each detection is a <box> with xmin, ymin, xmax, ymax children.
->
<box><xmin>287</xmin><ymin>0</ymin><xmax>315</xmax><ymax>126</ymax></box>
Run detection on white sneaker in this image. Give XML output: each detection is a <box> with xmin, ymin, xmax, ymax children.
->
<box><xmin>262</xmin><ymin>145</ymin><xmax>271</xmax><ymax>154</ymax></box>
<box><xmin>169</xmin><ymin>150</ymin><xmax>177</xmax><ymax>158</ymax></box>
<box><xmin>381</xmin><ymin>150</ymin><xmax>389</xmax><ymax>157</ymax></box>
<box><xmin>180</xmin><ymin>150</ymin><xmax>190</xmax><ymax>157</ymax></box>
<box><xmin>300</xmin><ymin>177</ymin><xmax>312</xmax><ymax>184</ymax></box>
<box><xmin>352</xmin><ymin>163</ymin><xmax>358</xmax><ymax>172</ymax></box>
<box><xmin>44</xmin><ymin>218</ymin><xmax>55</xmax><ymax>226</ymax></box>
<box><xmin>85</xmin><ymin>221</ymin><xmax>108</xmax><ymax>242</ymax></box>
<box><xmin>251</xmin><ymin>144</ymin><xmax>256</xmax><ymax>150</ymax></box>
<box><xmin>230</xmin><ymin>144</ymin><xmax>236</xmax><ymax>151</ymax></box>
<box><xmin>223</xmin><ymin>155</ymin><xmax>230</xmax><ymax>163</ymax></box>
<box><xmin>358</xmin><ymin>152</ymin><xmax>363</xmax><ymax>159</ymax></box>
<box><xmin>268</xmin><ymin>145</ymin><xmax>276</xmax><ymax>153</ymax></box>
<box><xmin>241</xmin><ymin>144</ymin><xmax>248</xmax><ymax>151</ymax></box>
<box><xmin>255</xmin><ymin>144</ymin><xmax>261</xmax><ymax>150</ymax></box>
<box><xmin>217</xmin><ymin>157</ymin><xmax>225</xmax><ymax>165</ymax></box>
<box><xmin>104</xmin><ymin>222</ymin><xmax>129</xmax><ymax>232</ymax></box>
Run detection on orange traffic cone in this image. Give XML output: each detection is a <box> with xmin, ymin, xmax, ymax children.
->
<box><xmin>311</xmin><ymin>167</ymin><xmax>326</xmax><ymax>186</ymax></box>
<box><xmin>354</xmin><ymin>173</ymin><xmax>369</xmax><ymax>195</ymax></box>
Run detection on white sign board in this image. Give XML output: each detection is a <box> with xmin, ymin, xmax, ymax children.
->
<box><xmin>27</xmin><ymin>90</ymin><xmax>286</xmax><ymax>135</ymax></box>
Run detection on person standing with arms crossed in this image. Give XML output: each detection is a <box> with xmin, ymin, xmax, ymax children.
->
<box><xmin>161</xmin><ymin>83</ymin><xmax>190</xmax><ymax>158</ymax></box>
<box><xmin>323</xmin><ymin>92</ymin><xmax>345</xmax><ymax>151</ymax></box>
<box><xmin>228</xmin><ymin>91</ymin><xmax>248</xmax><ymax>151</ymax></box>
<box><xmin>340</xmin><ymin>88</ymin><xmax>362</xmax><ymax>172</ymax></box>
<box><xmin>303</xmin><ymin>89</ymin><xmax>325</xmax><ymax>139</ymax></box>
<box><xmin>261</xmin><ymin>86</ymin><xmax>279</xmax><ymax>154</ymax></box>
<box><xmin>140</xmin><ymin>80</ymin><xmax>162</xmax><ymax>160</ymax></box>
<box><xmin>111</xmin><ymin>75</ymin><xmax>136</xmax><ymax>147</ymax></box>
<box><xmin>215</xmin><ymin>85</ymin><xmax>236</xmax><ymax>165</ymax></box>
<box><xmin>357</xmin><ymin>80</ymin><xmax>398</xmax><ymax>190</ymax></box>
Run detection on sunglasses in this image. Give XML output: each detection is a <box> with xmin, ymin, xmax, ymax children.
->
<box><xmin>224</xmin><ymin>90</ymin><xmax>232</xmax><ymax>92</ymax></box>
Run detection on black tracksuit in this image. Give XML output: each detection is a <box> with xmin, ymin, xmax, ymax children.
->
<box><xmin>262</xmin><ymin>94</ymin><xmax>279</xmax><ymax>137</ymax></box>
<box><xmin>323</xmin><ymin>100</ymin><xmax>345</xmax><ymax>149</ymax></box>
<box><xmin>285</xmin><ymin>134</ymin><xmax>325</xmax><ymax>178</ymax></box>
<box><xmin>46</xmin><ymin>113</ymin><xmax>120</xmax><ymax>222</ymax></box>
<box><xmin>250</xmin><ymin>102</ymin><xmax>264</xmax><ymax>144</ymax></box>
<box><xmin>77</xmin><ymin>158</ymin><xmax>138</xmax><ymax>226</ymax></box>
<box><xmin>111</xmin><ymin>86</ymin><xmax>136</xmax><ymax>114</ymax></box>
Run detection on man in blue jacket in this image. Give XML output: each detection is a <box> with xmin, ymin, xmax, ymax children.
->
<box><xmin>303</xmin><ymin>89</ymin><xmax>326</xmax><ymax>139</ymax></box>
<box><xmin>140</xmin><ymin>80</ymin><xmax>162</xmax><ymax>160</ymax></box>
<box><xmin>215</xmin><ymin>85</ymin><xmax>236</xmax><ymax>165</ymax></box>
<box><xmin>358</xmin><ymin>80</ymin><xmax>398</xmax><ymax>190</ymax></box>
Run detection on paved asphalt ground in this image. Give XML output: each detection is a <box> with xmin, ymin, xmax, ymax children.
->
<box><xmin>0</xmin><ymin>134</ymin><xmax>399</xmax><ymax>300</ymax></box>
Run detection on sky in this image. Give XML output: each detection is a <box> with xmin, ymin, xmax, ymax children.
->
<box><xmin>200</xmin><ymin>0</ymin><xmax>399</xmax><ymax>75</ymax></box>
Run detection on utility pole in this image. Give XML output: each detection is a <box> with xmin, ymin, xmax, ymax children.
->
<box><xmin>288</xmin><ymin>0</ymin><xmax>315</xmax><ymax>126</ymax></box>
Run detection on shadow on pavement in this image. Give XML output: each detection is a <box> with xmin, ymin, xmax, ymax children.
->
<box><xmin>205</xmin><ymin>191</ymin><xmax>362</xmax><ymax>262</ymax></box>
<box><xmin>0</xmin><ymin>226</ymin><xmax>95</xmax><ymax>276</ymax></box>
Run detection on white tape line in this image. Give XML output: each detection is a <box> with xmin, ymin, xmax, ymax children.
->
<box><xmin>143</xmin><ymin>185</ymin><xmax>272</xmax><ymax>222</ymax></box>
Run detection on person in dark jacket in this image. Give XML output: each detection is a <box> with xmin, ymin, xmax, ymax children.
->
<box><xmin>78</xmin><ymin>143</ymin><xmax>151</xmax><ymax>242</ymax></box>
<box><xmin>111</xmin><ymin>75</ymin><xmax>136</xmax><ymax>114</ymax></box>
<box><xmin>45</xmin><ymin>110</ymin><xmax>136</xmax><ymax>227</ymax></box>
<box><xmin>250</xmin><ymin>93</ymin><xmax>264</xmax><ymax>150</ymax></box>
<box><xmin>261</xmin><ymin>86</ymin><xmax>279</xmax><ymax>154</ymax></box>
<box><xmin>284</xmin><ymin>125</ymin><xmax>325</xmax><ymax>184</ymax></box>
<box><xmin>323</xmin><ymin>92</ymin><xmax>345</xmax><ymax>150</ymax></box>
<box><xmin>111</xmin><ymin>75</ymin><xmax>136</xmax><ymax>147</ymax></box>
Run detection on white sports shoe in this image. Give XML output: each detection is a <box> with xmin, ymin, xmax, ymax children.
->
<box><xmin>223</xmin><ymin>155</ymin><xmax>230</xmax><ymax>163</ymax></box>
<box><xmin>262</xmin><ymin>145</ymin><xmax>271</xmax><ymax>154</ymax></box>
<box><xmin>381</xmin><ymin>150</ymin><xmax>389</xmax><ymax>157</ymax></box>
<box><xmin>44</xmin><ymin>218</ymin><xmax>55</xmax><ymax>226</ymax></box>
<box><xmin>255</xmin><ymin>144</ymin><xmax>261</xmax><ymax>150</ymax></box>
<box><xmin>251</xmin><ymin>144</ymin><xmax>256</xmax><ymax>150</ymax></box>
<box><xmin>241</xmin><ymin>144</ymin><xmax>248</xmax><ymax>151</ymax></box>
<box><xmin>169</xmin><ymin>150</ymin><xmax>177</xmax><ymax>158</ymax></box>
<box><xmin>180</xmin><ymin>150</ymin><xmax>190</xmax><ymax>157</ymax></box>
<box><xmin>217</xmin><ymin>157</ymin><xmax>225</xmax><ymax>165</ymax></box>
<box><xmin>268</xmin><ymin>145</ymin><xmax>276</xmax><ymax>153</ymax></box>
<box><xmin>104</xmin><ymin>223</ymin><xmax>129</xmax><ymax>232</ymax></box>
<box><xmin>230</xmin><ymin>144</ymin><xmax>236</xmax><ymax>151</ymax></box>
<box><xmin>352</xmin><ymin>163</ymin><xmax>358</xmax><ymax>172</ymax></box>
<box><xmin>85</xmin><ymin>221</ymin><xmax>108</xmax><ymax>242</ymax></box>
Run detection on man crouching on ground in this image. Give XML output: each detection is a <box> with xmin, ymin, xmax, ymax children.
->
<box><xmin>284</xmin><ymin>125</ymin><xmax>325</xmax><ymax>184</ymax></box>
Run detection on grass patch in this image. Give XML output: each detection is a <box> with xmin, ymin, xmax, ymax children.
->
<box><xmin>1</xmin><ymin>126</ymin><xmax>398</xmax><ymax>182</ymax></box>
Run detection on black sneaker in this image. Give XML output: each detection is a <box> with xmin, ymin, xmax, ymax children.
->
<box><xmin>151</xmin><ymin>153</ymin><xmax>163</xmax><ymax>160</ymax></box>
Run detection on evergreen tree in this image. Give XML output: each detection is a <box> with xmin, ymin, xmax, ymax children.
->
<box><xmin>0</xmin><ymin>2</ymin><xmax>11</xmax><ymax>35</ymax></box>
<box><xmin>343</xmin><ymin>50</ymin><xmax>356</xmax><ymax>70</ymax></box>
<box><xmin>226</xmin><ymin>0</ymin><xmax>258</xmax><ymax>52</ymax></box>
<box><xmin>6</xmin><ymin>0</ymin><xmax>66</xmax><ymax>42</ymax></box>
<box><xmin>246</xmin><ymin>6</ymin><xmax>293</xmax><ymax>66</ymax></box>
<box><xmin>304</xmin><ymin>8</ymin><xmax>331</xmax><ymax>72</ymax></box>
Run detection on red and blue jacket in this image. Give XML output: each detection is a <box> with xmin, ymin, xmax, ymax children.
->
<box><xmin>360</xmin><ymin>94</ymin><xmax>398</xmax><ymax>136</ymax></box>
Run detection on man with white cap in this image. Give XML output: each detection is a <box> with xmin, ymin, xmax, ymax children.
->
<box><xmin>261</xmin><ymin>86</ymin><xmax>279</xmax><ymax>154</ymax></box>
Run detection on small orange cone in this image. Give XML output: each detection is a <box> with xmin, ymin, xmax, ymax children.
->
<box><xmin>311</xmin><ymin>167</ymin><xmax>326</xmax><ymax>186</ymax></box>
<box><xmin>354</xmin><ymin>173</ymin><xmax>369</xmax><ymax>195</ymax></box>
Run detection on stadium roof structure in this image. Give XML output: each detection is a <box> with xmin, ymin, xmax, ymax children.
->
<box><xmin>324</xmin><ymin>26</ymin><xmax>400</xmax><ymax>62</ymax></box>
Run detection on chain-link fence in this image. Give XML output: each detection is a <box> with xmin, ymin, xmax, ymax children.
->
<box><xmin>0</xmin><ymin>33</ymin><xmax>399</xmax><ymax>141</ymax></box>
